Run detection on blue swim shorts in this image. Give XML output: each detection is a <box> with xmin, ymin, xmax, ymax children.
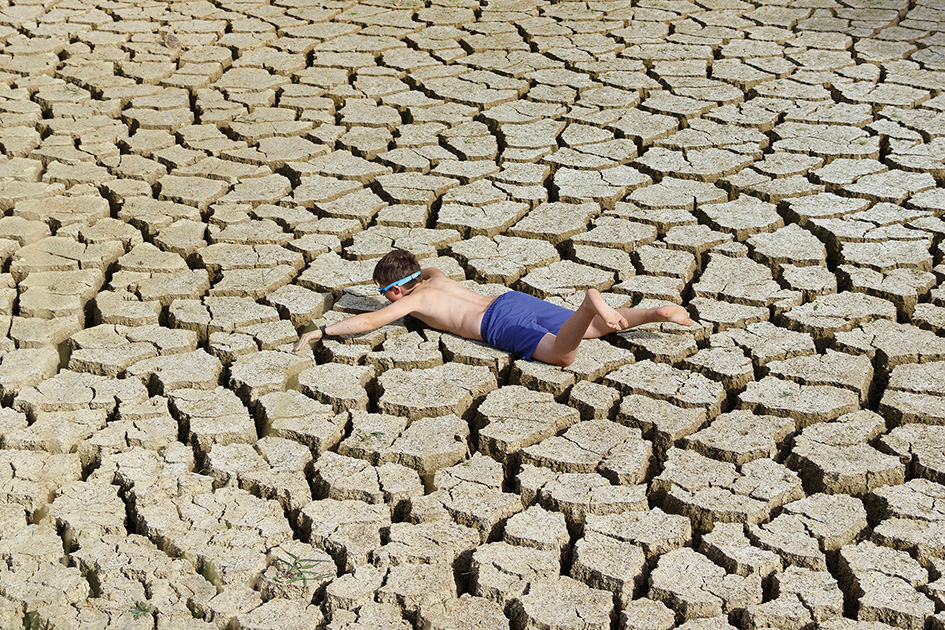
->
<box><xmin>479</xmin><ymin>291</ymin><xmax>575</xmax><ymax>360</ymax></box>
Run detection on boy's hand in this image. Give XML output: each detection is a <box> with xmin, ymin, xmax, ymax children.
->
<box><xmin>293</xmin><ymin>328</ymin><xmax>323</xmax><ymax>352</ymax></box>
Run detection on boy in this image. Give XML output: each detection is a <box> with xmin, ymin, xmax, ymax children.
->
<box><xmin>294</xmin><ymin>249</ymin><xmax>693</xmax><ymax>366</ymax></box>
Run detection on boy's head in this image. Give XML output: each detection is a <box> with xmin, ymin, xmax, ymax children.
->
<box><xmin>373</xmin><ymin>249</ymin><xmax>421</xmax><ymax>300</ymax></box>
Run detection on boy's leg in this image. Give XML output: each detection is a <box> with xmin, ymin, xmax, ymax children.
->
<box><xmin>531</xmin><ymin>292</ymin><xmax>694</xmax><ymax>365</ymax></box>
<box><xmin>582</xmin><ymin>304</ymin><xmax>693</xmax><ymax>338</ymax></box>
<box><xmin>530</xmin><ymin>290</ymin><xmax>619</xmax><ymax>366</ymax></box>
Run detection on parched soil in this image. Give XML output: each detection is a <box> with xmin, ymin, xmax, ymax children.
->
<box><xmin>0</xmin><ymin>0</ymin><xmax>944</xmax><ymax>629</ymax></box>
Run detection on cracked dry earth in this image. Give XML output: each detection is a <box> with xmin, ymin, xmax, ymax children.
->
<box><xmin>1</xmin><ymin>0</ymin><xmax>945</xmax><ymax>630</ymax></box>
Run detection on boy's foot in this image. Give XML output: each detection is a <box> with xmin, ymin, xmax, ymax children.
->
<box><xmin>654</xmin><ymin>305</ymin><xmax>694</xmax><ymax>327</ymax></box>
<box><xmin>582</xmin><ymin>289</ymin><xmax>629</xmax><ymax>330</ymax></box>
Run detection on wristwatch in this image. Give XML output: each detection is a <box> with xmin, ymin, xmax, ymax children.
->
<box><xmin>319</xmin><ymin>325</ymin><xmax>328</xmax><ymax>338</ymax></box>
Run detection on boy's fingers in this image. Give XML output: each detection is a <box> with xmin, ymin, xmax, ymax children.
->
<box><xmin>293</xmin><ymin>332</ymin><xmax>314</xmax><ymax>351</ymax></box>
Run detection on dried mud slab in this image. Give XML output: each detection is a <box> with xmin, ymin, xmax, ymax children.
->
<box><xmin>0</xmin><ymin>450</ymin><xmax>82</xmax><ymax>519</ymax></box>
<box><xmin>739</xmin><ymin>376</ymin><xmax>861</xmax><ymax>429</ymax></box>
<box><xmin>868</xmin><ymin>479</ymin><xmax>945</xmax><ymax>525</ymax></box>
<box><xmin>417</xmin><ymin>594</ymin><xmax>508</xmax><ymax>630</ymax></box>
<box><xmin>509</xmin><ymin>576</ymin><xmax>614</xmax><ymax>630</ymax></box>
<box><xmin>744</xmin><ymin>565</ymin><xmax>845</xmax><ymax>629</ymax></box>
<box><xmin>605</xmin><ymin>360</ymin><xmax>726</xmax><ymax>419</ymax></box>
<box><xmin>477</xmin><ymin>385</ymin><xmax>580</xmax><ymax>465</ymax></box>
<box><xmin>570</xmin><ymin>531</ymin><xmax>645</xmax><ymax>610</ymax></box>
<box><xmin>584</xmin><ymin>507</ymin><xmax>692</xmax><ymax>565</ymax></box>
<box><xmin>880</xmin><ymin>424</ymin><xmax>945</xmax><ymax>484</ymax></box>
<box><xmin>255</xmin><ymin>391</ymin><xmax>345</xmax><ymax>457</ymax></box>
<box><xmin>648</xmin><ymin>547</ymin><xmax>762</xmax><ymax>621</ymax></box>
<box><xmin>517</xmin><ymin>463</ymin><xmax>647</xmax><ymax>529</ymax></box>
<box><xmin>779</xmin><ymin>292</ymin><xmax>897</xmax><ymax>346</ymax></box>
<box><xmin>879</xmin><ymin>361</ymin><xmax>945</xmax><ymax>427</ymax></box>
<box><xmin>699</xmin><ymin>522</ymin><xmax>782</xmax><ymax>581</ymax></box>
<box><xmin>788</xmin><ymin>411</ymin><xmax>905</xmax><ymax>496</ymax></box>
<box><xmin>617</xmin><ymin>394</ymin><xmax>708</xmax><ymax>460</ymax></box>
<box><xmin>684</xmin><ymin>411</ymin><xmax>794</xmax><ymax>465</ymax></box>
<box><xmin>412</xmin><ymin>454</ymin><xmax>524</xmax><ymax>541</ymax></box>
<box><xmin>297</xmin><ymin>363</ymin><xmax>375</xmax><ymax>414</ymax></box>
<box><xmin>373</xmin><ymin>519</ymin><xmax>480</xmax><ymax>574</ymax></box>
<box><xmin>834</xmin><ymin>319</ymin><xmax>945</xmax><ymax>376</ymax></box>
<box><xmin>168</xmin><ymin>386</ymin><xmax>257</xmax><ymax>457</ymax></box>
<box><xmin>520</xmin><ymin>419</ymin><xmax>651</xmax><ymax>484</ymax></box>
<box><xmin>693</xmin><ymin>255</ymin><xmax>799</xmax><ymax>310</ymax></box>
<box><xmin>619</xmin><ymin>599</ymin><xmax>676</xmax><ymax>630</ymax></box>
<box><xmin>378</xmin><ymin>561</ymin><xmax>458</xmax><ymax>623</ymax></box>
<box><xmin>343</xmin><ymin>412</ymin><xmax>469</xmax><ymax>476</ymax></box>
<box><xmin>838</xmin><ymin>541</ymin><xmax>934</xmax><ymax>630</ymax></box>
<box><xmin>136</xmin><ymin>486</ymin><xmax>293</xmax><ymax>587</ymax></box>
<box><xmin>469</xmin><ymin>542</ymin><xmax>560</xmax><ymax>611</ymax></box>
<box><xmin>653</xmin><ymin>448</ymin><xmax>804</xmax><ymax>532</ymax></box>
<box><xmin>766</xmin><ymin>350</ymin><xmax>874</xmax><ymax>404</ymax></box>
<box><xmin>299</xmin><ymin>498</ymin><xmax>390</xmax><ymax>572</ymax></box>
<box><xmin>378</xmin><ymin>363</ymin><xmax>496</xmax><ymax>421</ymax></box>
<box><xmin>312</xmin><ymin>451</ymin><xmax>422</xmax><ymax>516</ymax></box>
<box><xmin>748</xmin><ymin>493</ymin><xmax>868</xmax><ymax>571</ymax></box>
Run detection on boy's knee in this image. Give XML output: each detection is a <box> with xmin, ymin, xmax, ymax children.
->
<box><xmin>556</xmin><ymin>354</ymin><xmax>575</xmax><ymax>367</ymax></box>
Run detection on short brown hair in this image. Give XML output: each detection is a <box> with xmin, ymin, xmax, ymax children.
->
<box><xmin>373</xmin><ymin>249</ymin><xmax>421</xmax><ymax>289</ymax></box>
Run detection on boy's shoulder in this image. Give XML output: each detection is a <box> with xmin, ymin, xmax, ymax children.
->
<box><xmin>404</xmin><ymin>276</ymin><xmax>465</xmax><ymax>304</ymax></box>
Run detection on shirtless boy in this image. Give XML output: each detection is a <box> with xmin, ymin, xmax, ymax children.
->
<box><xmin>294</xmin><ymin>249</ymin><xmax>694</xmax><ymax>366</ymax></box>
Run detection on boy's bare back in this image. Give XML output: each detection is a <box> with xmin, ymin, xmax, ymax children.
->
<box><xmin>398</xmin><ymin>272</ymin><xmax>496</xmax><ymax>340</ymax></box>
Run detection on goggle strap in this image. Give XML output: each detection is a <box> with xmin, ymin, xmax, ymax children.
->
<box><xmin>379</xmin><ymin>270</ymin><xmax>421</xmax><ymax>293</ymax></box>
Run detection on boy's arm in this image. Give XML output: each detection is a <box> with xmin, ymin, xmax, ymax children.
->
<box><xmin>293</xmin><ymin>295</ymin><xmax>419</xmax><ymax>351</ymax></box>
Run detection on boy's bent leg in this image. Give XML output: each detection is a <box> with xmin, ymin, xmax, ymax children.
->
<box><xmin>530</xmin><ymin>332</ymin><xmax>565</xmax><ymax>365</ymax></box>
<box><xmin>583</xmin><ymin>304</ymin><xmax>694</xmax><ymax>338</ymax></box>
<box><xmin>531</xmin><ymin>293</ymin><xmax>695</xmax><ymax>365</ymax></box>
<box><xmin>531</xmin><ymin>290</ymin><xmax>608</xmax><ymax>366</ymax></box>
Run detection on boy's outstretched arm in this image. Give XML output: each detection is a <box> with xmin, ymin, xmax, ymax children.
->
<box><xmin>293</xmin><ymin>295</ymin><xmax>418</xmax><ymax>351</ymax></box>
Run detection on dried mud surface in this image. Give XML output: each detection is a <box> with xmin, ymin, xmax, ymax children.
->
<box><xmin>0</xmin><ymin>0</ymin><xmax>944</xmax><ymax>628</ymax></box>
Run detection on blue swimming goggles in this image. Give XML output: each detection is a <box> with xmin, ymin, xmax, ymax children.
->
<box><xmin>378</xmin><ymin>271</ymin><xmax>421</xmax><ymax>294</ymax></box>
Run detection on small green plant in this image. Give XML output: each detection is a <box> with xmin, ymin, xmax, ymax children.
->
<box><xmin>778</xmin><ymin>390</ymin><xmax>793</xmax><ymax>398</ymax></box>
<box><xmin>270</xmin><ymin>551</ymin><xmax>334</xmax><ymax>586</ymax></box>
<box><xmin>131</xmin><ymin>601</ymin><xmax>157</xmax><ymax>620</ymax></box>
